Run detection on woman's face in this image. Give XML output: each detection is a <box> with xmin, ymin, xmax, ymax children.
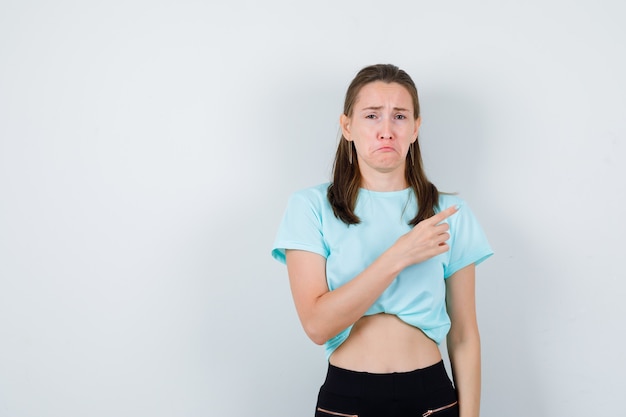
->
<box><xmin>341</xmin><ymin>81</ymin><xmax>420</xmax><ymax>177</ymax></box>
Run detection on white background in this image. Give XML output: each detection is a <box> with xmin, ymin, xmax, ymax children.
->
<box><xmin>1</xmin><ymin>1</ymin><xmax>625</xmax><ymax>416</ymax></box>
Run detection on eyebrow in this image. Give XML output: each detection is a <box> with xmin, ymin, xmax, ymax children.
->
<box><xmin>360</xmin><ymin>106</ymin><xmax>410</xmax><ymax>112</ymax></box>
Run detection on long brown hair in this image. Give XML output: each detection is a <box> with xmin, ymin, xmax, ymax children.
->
<box><xmin>327</xmin><ymin>64</ymin><xmax>439</xmax><ymax>226</ymax></box>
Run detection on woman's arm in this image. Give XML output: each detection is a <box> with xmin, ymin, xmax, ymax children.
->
<box><xmin>286</xmin><ymin>248</ymin><xmax>400</xmax><ymax>345</ymax></box>
<box><xmin>286</xmin><ymin>205</ymin><xmax>458</xmax><ymax>345</ymax></box>
<box><xmin>445</xmin><ymin>263</ymin><xmax>481</xmax><ymax>417</ymax></box>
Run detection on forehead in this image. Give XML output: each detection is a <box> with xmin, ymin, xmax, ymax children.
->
<box><xmin>354</xmin><ymin>81</ymin><xmax>413</xmax><ymax>109</ymax></box>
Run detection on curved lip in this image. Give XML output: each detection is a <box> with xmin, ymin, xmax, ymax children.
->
<box><xmin>375</xmin><ymin>145</ymin><xmax>397</xmax><ymax>152</ymax></box>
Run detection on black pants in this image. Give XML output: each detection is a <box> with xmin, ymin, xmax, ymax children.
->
<box><xmin>315</xmin><ymin>361</ymin><xmax>459</xmax><ymax>417</ymax></box>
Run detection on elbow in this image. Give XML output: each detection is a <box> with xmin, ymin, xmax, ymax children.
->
<box><xmin>303</xmin><ymin>321</ymin><xmax>330</xmax><ymax>346</ymax></box>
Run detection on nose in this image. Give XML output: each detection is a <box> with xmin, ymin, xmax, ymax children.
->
<box><xmin>379</xmin><ymin>118</ymin><xmax>393</xmax><ymax>140</ymax></box>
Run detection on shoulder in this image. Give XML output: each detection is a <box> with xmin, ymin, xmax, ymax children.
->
<box><xmin>291</xmin><ymin>182</ymin><xmax>330</xmax><ymax>200</ymax></box>
<box><xmin>288</xmin><ymin>183</ymin><xmax>331</xmax><ymax>208</ymax></box>
<box><xmin>272</xmin><ymin>183</ymin><xmax>333</xmax><ymax>263</ymax></box>
<box><xmin>439</xmin><ymin>193</ymin><xmax>493</xmax><ymax>275</ymax></box>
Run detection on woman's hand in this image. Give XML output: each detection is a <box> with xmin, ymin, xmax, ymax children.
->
<box><xmin>392</xmin><ymin>205</ymin><xmax>458</xmax><ymax>269</ymax></box>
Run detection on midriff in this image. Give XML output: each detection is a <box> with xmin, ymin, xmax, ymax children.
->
<box><xmin>329</xmin><ymin>313</ymin><xmax>442</xmax><ymax>373</ymax></box>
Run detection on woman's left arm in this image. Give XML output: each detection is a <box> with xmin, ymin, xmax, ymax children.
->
<box><xmin>446</xmin><ymin>263</ymin><xmax>481</xmax><ymax>417</ymax></box>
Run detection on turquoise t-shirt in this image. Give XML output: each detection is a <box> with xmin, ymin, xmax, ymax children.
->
<box><xmin>272</xmin><ymin>183</ymin><xmax>493</xmax><ymax>359</ymax></box>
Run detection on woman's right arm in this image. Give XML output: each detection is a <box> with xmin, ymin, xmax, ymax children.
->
<box><xmin>285</xmin><ymin>205</ymin><xmax>458</xmax><ymax>345</ymax></box>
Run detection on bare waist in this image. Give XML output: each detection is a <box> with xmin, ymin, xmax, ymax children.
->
<box><xmin>329</xmin><ymin>313</ymin><xmax>442</xmax><ymax>373</ymax></box>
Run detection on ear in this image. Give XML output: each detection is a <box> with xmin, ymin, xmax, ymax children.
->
<box><xmin>340</xmin><ymin>114</ymin><xmax>352</xmax><ymax>141</ymax></box>
<box><xmin>412</xmin><ymin>117</ymin><xmax>422</xmax><ymax>143</ymax></box>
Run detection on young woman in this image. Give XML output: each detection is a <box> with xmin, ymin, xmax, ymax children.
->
<box><xmin>272</xmin><ymin>64</ymin><xmax>492</xmax><ymax>417</ymax></box>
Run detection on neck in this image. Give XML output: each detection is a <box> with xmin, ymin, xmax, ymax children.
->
<box><xmin>360</xmin><ymin>170</ymin><xmax>408</xmax><ymax>192</ymax></box>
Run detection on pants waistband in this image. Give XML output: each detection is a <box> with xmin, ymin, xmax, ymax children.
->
<box><xmin>322</xmin><ymin>360</ymin><xmax>452</xmax><ymax>399</ymax></box>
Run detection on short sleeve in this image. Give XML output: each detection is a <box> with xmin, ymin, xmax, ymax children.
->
<box><xmin>271</xmin><ymin>191</ymin><xmax>329</xmax><ymax>264</ymax></box>
<box><xmin>443</xmin><ymin>198</ymin><xmax>493</xmax><ymax>278</ymax></box>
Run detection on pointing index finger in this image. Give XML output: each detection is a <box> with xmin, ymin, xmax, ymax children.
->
<box><xmin>430</xmin><ymin>204</ymin><xmax>460</xmax><ymax>224</ymax></box>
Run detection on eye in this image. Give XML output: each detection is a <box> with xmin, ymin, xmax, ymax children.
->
<box><xmin>365</xmin><ymin>114</ymin><xmax>377</xmax><ymax>119</ymax></box>
<box><xmin>395</xmin><ymin>114</ymin><xmax>407</xmax><ymax>120</ymax></box>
